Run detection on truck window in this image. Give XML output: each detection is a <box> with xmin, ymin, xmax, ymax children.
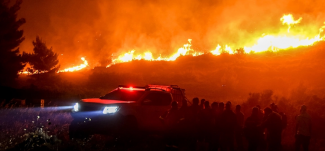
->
<box><xmin>142</xmin><ymin>92</ymin><xmax>172</xmax><ymax>106</ymax></box>
<box><xmin>102</xmin><ymin>90</ymin><xmax>145</xmax><ymax>101</ymax></box>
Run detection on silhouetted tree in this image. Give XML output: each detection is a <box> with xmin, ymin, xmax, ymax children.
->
<box><xmin>24</xmin><ymin>36</ymin><xmax>60</xmax><ymax>73</ymax></box>
<box><xmin>0</xmin><ymin>0</ymin><xmax>26</xmax><ymax>86</ymax></box>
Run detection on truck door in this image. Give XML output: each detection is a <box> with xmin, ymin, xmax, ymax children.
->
<box><xmin>138</xmin><ymin>92</ymin><xmax>172</xmax><ymax>132</ymax></box>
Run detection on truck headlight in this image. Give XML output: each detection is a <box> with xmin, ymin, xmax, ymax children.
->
<box><xmin>73</xmin><ymin>103</ymin><xmax>79</xmax><ymax>112</ymax></box>
<box><xmin>103</xmin><ymin>106</ymin><xmax>119</xmax><ymax>114</ymax></box>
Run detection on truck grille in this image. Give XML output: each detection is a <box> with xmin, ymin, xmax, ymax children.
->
<box><xmin>80</xmin><ymin>103</ymin><xmax>103</xmax><ymax>111</ymax></box>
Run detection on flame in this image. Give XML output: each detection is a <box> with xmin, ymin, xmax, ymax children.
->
<box><xmin>105</xmin><ymin>14</ymin><xmax>325</xmax><ymax>67</ymax></box>
<box><xmin>58</xmin><ymin>57</ymin><xmax>88</xmax><ymax>72</ymax></box>
<box><xmin>280</xmin><ymin>14</ymin><xmax>302</xmax><ymax>33</ymax></box>
<box><xmin>211</xmin><ymin>44</ymin><xmax>221</xmax><ymax>55</ymax></box>
<box><xmin>20</xmin><ymin>57</ymin><xmax>88</xmax><ymax>75</ymax></box>
<box><xmin>19</xmin><ymin>70</ymin><xmax>46</xmax><ymax>75</ymax></box>
<box><xmin>19</xmin><ymin>14</ymin><xmax>325</xmax><ymax>74</ymax></box>
<box><xmin>108</xmin><ymin>39</ymin><xmax>204</xmax><ymax>66</ymax></box>
<box><xmin>243</xmin><ymin>35</ymin><xmax>322</xmax><ymax>53</ymax></box>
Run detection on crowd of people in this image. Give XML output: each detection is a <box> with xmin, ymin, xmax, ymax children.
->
<box><xmin>160</xmin><ymin>98</ymin><xmax>312</xmax><ymax>151</ymax></box>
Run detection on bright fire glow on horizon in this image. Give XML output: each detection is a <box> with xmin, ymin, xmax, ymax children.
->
<box><xmin>58</xmin><ymin>57</ymin><xmax>88</xmax><ymax>72</ymax></box>
<box><xmin>106</xmin><ymin>14</ymin><xmax>325</xmax><ymax>67</ymax></box>
<box><xmin>20</xmin><ymin>14</ymin><xmax>325</xmax><ymax>74</ymax></box>
<box><xmin>20</xmin><ymin>57</ymin><xmax>89</xmax><ymax>75</ymax></box>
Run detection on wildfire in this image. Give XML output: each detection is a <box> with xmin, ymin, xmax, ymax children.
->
<box><xmin>243</xmin><ymin>14</ymin><xmax>324</xmax><ymax>53</ymax></box>
<box><xmin>280</xmin><ymin>14</ymin><xmax>302</xmax><ymax>33</ymax></box>
<box><xmin>58</xmin><ymin>57</ymin><xmax>88</xmax><ymax>72</ymax></box>
<box><xmin>106</xmin><ymin>14</ymin><xmax>325</xmax><ymax>67</ymax></box>
<box><xmin>20</xmin><ymin>57</ymin><xmax>89</xmax><ymax>75</ymax></box>
<box><xmin>19</xmin><ymin>14</ymin><xmax>325</xmax><ymax>74</ymax></box>
<box><xmin>19</xmin><ymin>70</ymin><xmax>47</xmax><ymax>75</ymax></box>
<box><xmin>107</xmin><ymin>39</ymin><xmax>204</xmax><ymax>67</ymax></box>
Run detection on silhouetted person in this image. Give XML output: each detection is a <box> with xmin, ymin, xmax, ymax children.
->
<box><xmin>280</xmin><ymin>112</ymin><xmax>287</xmax><ymax>129</ymax></box>
<box><xmin>271</xmin><ymin>103</ymin><xmax>287</xmax><ymax>134</ymax></box>
<box><xmin>215</xmin><ymin>102</ymin><xmax>225</xmax><ymax>150</ymax></box>
<box><xmin>201</xmin><ymin>101</ymin><xmax>213</xmax><ymax>141</ymax></box>
<box><xmin>179</xmin><ymin>99</ymin><xmax>189</xmax><ymax>120</ymax></box>
<box><xmin>220</xmin><ymin>101</ymin><xmax>237</xmax><ymax>151</ymax></box>
<box><xmin>161</xmin><ymin>101</ymin><xmax>181</xmax><ymax>149</ymax></box>
<box><xmin>219</xmin><ymin>102</ymin><xmax>225</xmax><ymax>112</ymax></box>
<box><xmin>279</xmin><ymin>111</ymin><xmax>288</xmax><ymax>138</ymax></box>
<box><xmin>295</xmin><ymin>105</ymin><xmax>311</xmax><ymax>151</ymax></box>
<box><xmin>235</xmin><ymin>105</ymin><xmax>244</xmax><ymax>151</ymax></box>
<box><xmin>256</xmin><ymin>105</ymin><xmax>264</xmax><ymax>122</ymax></box>
<box><xmin>211</xmin><ymin>102</ymin><xmax>218</xmax><ymax>111</ymax></box>
<box><xmin>210</xmin><ymin>102</ymin><xmax>219</xmax><ymax>151</ymax></box>
<box><xmin>197</xmin><ymin>101</ymin><xmax>212</xmax><ymax>150</ymax></box>
<box><xmin>188</xmin><ymin>97</ymin><xmax>201</xmax><ymax>148</ymax></box>
<box><xmin>179</xmin><ymin>99</ymin><xmax>190</xmax><ymax>141</ymax></box>
<box><xmin>200</xmin><ymin>99</ymin><xmax>206</xmax><ymax>109</ymax></box>
<box><xmin>270</xmin><ymin>103</ymin><xmax>279</xmax><ymax>113</ymax></box>
<box><xmin>244</xmin><ymin>107</ymin><xmax>264</xmax><ymax>151</ymax></box>
<box><xmin>188</xmin><ymin>97</ymin><xmax>201</xmax><ymax>125</ymax></box>
<box><xmin>211</xmin><ymin>102</ymin><xmax>219</xmax><ymax>128</ymax></box>
<box><xmin>261</xmin><ymin>107</ymin><xmax>282</xmax><ymax>151</ymax></box>
<box><xmin>189</xmin><ymin>97</ymin><xmax>200</xmax><ymax>114</ymax></box>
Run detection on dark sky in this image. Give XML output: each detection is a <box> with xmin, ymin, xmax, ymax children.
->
<box><xmin>17</xmin><ymin>0</ymin><xmax>325</xmax><ymax>68</ymax></box>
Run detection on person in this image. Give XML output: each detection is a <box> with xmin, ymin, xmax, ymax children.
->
<box><xmin>256</xmin><ymin>105</ymin><xmax>264</xmax><ymax>122</ymax></box>
<box><xmin>220</xmin><ymin>101</ymin><xmax>237</xmax><ymax>151</ymax></box>
<box><xmin>201</xmin><ymin>101</ymin><xmax>213</xmax><ymax>141</ymax></box>
<box><xmin>215</xmin><ymin>102</ymin><xmax>225</xmax><ymax>150</ymax></box>
<box><xmin>235</xmin><ymin>105</ymin><xmax>244</xmax><ymax>151</ymax></box>
<box><xmin>188</xmin><ymin>97</ymin><xmax>201</xmax><ymax>149</ymax></box>
<box><xmin>261</xmin><ymin>107</ymin><xmax>282</xmax><ymax>151</ymax></box>
<box><xmin>160</xmin><ymin>101</ymin><xmax>181</xmax><ymax>149</ymax></box>
<box><xmin>200</xmin><ymin>99</ymin><xmax>206</xmax><ymax>109</ymax></box>
<box><xmin>179</xmin><ymin>99</ymin><xmax>190</xmax><ymax>142</ymax></box>
<box><xmin>210</xmin><ymin>102</ymin><xmax>219</xmax><ymax>151</ymax></box>
<box><xmin>197</xmin><ymin>101</ymin><xmax>212</xmax><ymax>150</ymax></box>
<box><xmin>219</xmin><ymin>102</ymin><xmax>225</xmax><ymax>112</ymax></box>
<box><xmin>295</xmin><ymin>105</ymin><xmax>311</xmax><ymax>151</ymax></box>
<box><xmin>189</xmin><ymin>97</ymin><xmax>200</xmax><ymax>115</ymax></box>
<box><xmin>256</xmin><ymin>105</ymin><xmax>267</xmax><ymax>150</ymax></box>
<box><xmin>179</xmin><ymin>99</ymin><xmax>189</xmax><ymax>120</ymax></box>
<box><xmin>270</xmin><ymin>103</ymin><xmax>279</xmax><ymax>113</ymax></box>
<box><xmin>244</xmin><ymin>107</ymin><xmax>264</xmax><ymax>151</ymax></box>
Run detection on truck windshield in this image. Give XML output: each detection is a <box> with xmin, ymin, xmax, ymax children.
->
<box><xmin>102</xmin><ymin>89</ymin><xmax>145</xmax><ymax>101</ymax></box>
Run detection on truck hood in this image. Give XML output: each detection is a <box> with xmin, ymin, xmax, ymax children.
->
<box><xmin>81</xmin><ymin>98</ymin><xmax>136</xmax><ymax>104</ymax></box>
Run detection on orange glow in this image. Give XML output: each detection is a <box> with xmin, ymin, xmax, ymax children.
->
<box><xmin>19</xmin><ymin>14</ymin><xmax>325</xmax><ymax>74</ymax></box>
<box><xmin>280</xmin><ymin>14</ymin><xmax>302</xmax><ymax>33</ymax></box>
<box><xmin>19</xmin><ymin>70</ymin><xmax>47</xmax><ymax>75</ymax></box>
<box><xmin>104</xmin><ymin>14</ymin><xmax>324</xmax><ymax>68</ymax></box>
<box><xmin>20</xmin><ymin>57</ymin><xmax>89</xmax><ymax>75</ymax></box>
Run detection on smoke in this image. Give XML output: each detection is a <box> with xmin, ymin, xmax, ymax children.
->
<box><xmin>18</xmin><ymin>0</ymin><xmax>325</xmax><ymax>68</ymax></box>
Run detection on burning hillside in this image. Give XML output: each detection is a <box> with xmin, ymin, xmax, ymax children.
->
<box><xmin>17</xmin><ymin>0</ymin><xmax>325</xmax><ymax>72</ymax></box>
<box><xmin>19</xmin><ymin>14</ymin><xmax>325</xmax><ymax>74</ymax></box>
<box><xmin>108</xmin><ymin>14</ymin><xmax>324</xmax><ymax>67</ymax></box>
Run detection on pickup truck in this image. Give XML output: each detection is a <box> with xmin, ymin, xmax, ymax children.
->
<box><xmin>69</xmin><ymin>85</ymin><xmax>186</xmax><ymax>138</ymax></box>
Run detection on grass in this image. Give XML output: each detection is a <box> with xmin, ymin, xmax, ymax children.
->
<box><xmin>1</xmin><ymin>94</ymin><xmax>325</xmax><ymax>151</ymax></box>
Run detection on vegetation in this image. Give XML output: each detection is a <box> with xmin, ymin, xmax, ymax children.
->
<box><xmin>23</xmin><ymin>36</ymin><xmax>60</xmax><ymax>73</ymax></box>
<box><xmin>0</xmin><ymin>0</ymin><xmax>26</xmax><ymax>86</ymax></box>
<box><xmin>1</xmin><ymin>89</ymin><xmax>325</xmax><ymax>150</ymax></box>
